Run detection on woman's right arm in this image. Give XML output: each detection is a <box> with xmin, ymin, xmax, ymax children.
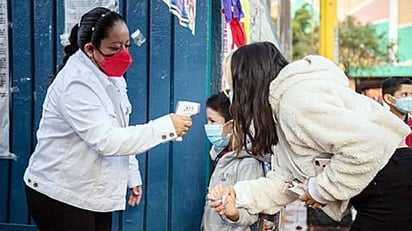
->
<box><xmin>208</xmin><ymin>167</ymin><xmax>296</xmax><ymax>216</ymax></box>
<box><xmin>233</xmin><ymin>167</ymin><xmax>297</xmax><ymax>215</ymax></box>
<box><xmin>59</xmin><ymin>81</ymin><xmax>192</xmax><ymax>156</ymax></box>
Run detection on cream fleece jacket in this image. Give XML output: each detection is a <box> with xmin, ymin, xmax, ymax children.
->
<box><xmin>234</xmin><ymin>55</ymin><xmax>410</xmax><ymax>221</ymax></box>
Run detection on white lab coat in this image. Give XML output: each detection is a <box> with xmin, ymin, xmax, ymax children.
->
<box><xmin>24</xmin><ymin>50</ymin><xmax>177</xmax><ymax>212</ymax></box>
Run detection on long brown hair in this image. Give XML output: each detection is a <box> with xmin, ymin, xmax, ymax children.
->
<box><xmin>230</xmin><ymin>42</ymin><xmax>289</xmax><ymax>156</ymax></box>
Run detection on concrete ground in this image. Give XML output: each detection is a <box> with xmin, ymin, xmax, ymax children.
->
<box><xmin>278</xmin><ymin>201</ymin><xmax>353</xmax><ymax>231</ymax></box>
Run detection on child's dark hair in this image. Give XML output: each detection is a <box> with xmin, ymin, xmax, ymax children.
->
<box><xmin>382</xmin><ymin>77</ymin><xmax>412</xmax><ymax>96</ymax></box>
<box><xmin>206</xmin><ymin>91</ymin><xmax>232</xmax><ymax>122</ymax></box>
<box><xmin>53</xmin><ymin>7</ymin><xmax>125</xmax><ymax>79</ymax></box>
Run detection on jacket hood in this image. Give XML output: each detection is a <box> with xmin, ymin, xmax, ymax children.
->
<box><xmin>269</xmin><ymin>55</ymin><xmax>349</xmax><ymax>122</ymax></box>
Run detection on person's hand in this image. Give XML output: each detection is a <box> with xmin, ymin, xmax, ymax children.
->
<box><xmin>207</xmin><ymin>185</ymin><xmax>239</xmax><ymax>221</ymax></box>
<box><xmin>169</xmin><ymin>114</ymin><xmax>192</xmax><ymax>137</ymax></box>
<box><xmin>207</xmin><ymin>184</ymin><xmax>227</xmax><ymax>214</ymax></box>
<box><xmin>299</xmin><ymin>191</ymin><xmax>326</xmax><ymax>209</ymax></box>
<box><xmin>128</xmin><ymin>185</ymin><xmax>142</xmax><ymax>206</ymax></box>
<box><xmin>223</xmin><ymin>186</ymin><xmax>239</xmax><ymax>221</ymax></box>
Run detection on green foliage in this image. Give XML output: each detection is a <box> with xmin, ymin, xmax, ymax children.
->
<box><xmin>292</xmin><ymin>5</ymin><xmax>392</xmax><ymax>74</ymax></box>
<box><xmin>292</xmin><ymin>3</ymin><xmax>318</xmax><ymax>59</ymax></box>
<box><xmin>338</xmin><ymin>16</ymin><xmax>393</xmax><ymax>74</ymax></box>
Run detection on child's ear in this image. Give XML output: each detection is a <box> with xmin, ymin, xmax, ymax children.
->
<box><xmin>383</xmin><ymin>94</ymin><xmax>395</xmax><ymax>105</ymax></box>
<box><xmin>222</xmin><ymin>120</ymin><xmax>233</xmax><ymax>136</ymax></box>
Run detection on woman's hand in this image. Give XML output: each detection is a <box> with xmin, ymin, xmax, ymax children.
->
<box><xmin>299</xmin><ymin>191</ymin><xmax>326</xmax><ymax>209</ymax></box>
<box><xmin>207</xmin><ymin>185</ymin><xmax>240</xmax><ymax>221</ymax></box>
<box><xmin>169</xmin><ymin>114</ymin><xmax>192</xmax><ymax>137</ymax></box>
<box><xmin>128</xmin><ymin>185</ymin><xmax>142</xmax><ymax>206</ymax></box>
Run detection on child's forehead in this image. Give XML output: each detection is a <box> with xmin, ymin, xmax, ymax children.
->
<box><xmin>206</xmin><ymin>108</ymin><xmax>225</xmax><ymax>119</ymax></box>
<box><xmin>206</xmin><ymin>107</ymin><xmax>221</xmax><ymax>115</ymax></box>
<box><xmin>395</xmin><ymin>84</ymin><xmax>412</xmax><ymax>93</ymax></box>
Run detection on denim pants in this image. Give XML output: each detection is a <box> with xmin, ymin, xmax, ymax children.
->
<box><xmin>350</xmin><ymin>148</ymin><xmax>412</xmax><ymax>231</ymax></box>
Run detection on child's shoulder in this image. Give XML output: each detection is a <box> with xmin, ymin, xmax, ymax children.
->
<box><xmin>235</xmin><ymin>150</ymin><xmax>264</xmax><ymax>164</ymax></box>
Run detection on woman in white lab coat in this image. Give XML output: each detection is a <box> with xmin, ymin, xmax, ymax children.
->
<box><xmin>23</xmin><ymin>7</ymin><xmax>192</xmax><ymax>231</ymax></box>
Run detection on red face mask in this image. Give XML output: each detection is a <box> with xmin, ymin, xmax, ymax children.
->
<box><xmin>92</xmin><ymin>45</ymin><xmax>133</xmax><ymax>77</ymax></box>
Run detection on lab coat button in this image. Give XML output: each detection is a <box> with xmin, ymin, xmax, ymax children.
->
<box><xmin>161</xmin><ymin>135</ymin><xmax>167</xmax><ymax>140</ymax></box>
<box><xmin>169</xmin><ymin>132</ymin><xmax>174</xmax><ymax>137</ymax></box>
<box><xmin>33</xmin><ymin>183</ymin><xmax>38</xmax><ymax>187</ymax></box>
<box><xmin>28</xmin><ymin>178</ymin><xmax>31</xmax><ymax>183</ymax></box>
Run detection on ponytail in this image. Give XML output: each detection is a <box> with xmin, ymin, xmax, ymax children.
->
<box><xmin>55</xmin><ymin>24</ymin><xmax>79</xmax><ymax>75</ymax></box>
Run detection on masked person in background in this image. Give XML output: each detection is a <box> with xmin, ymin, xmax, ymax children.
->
<box><xmin>207</xmin><ymin>42</ymin><xmax>412</xmax><ymax>231</ymax></box>
<box><xmin>382</xmin><ymin>77</ymin><xmax>412</xmax><ymax>147</ymax></box>
<box><xmin>201</xmin><ymin>91</ymin><xmax>266</xmax><ymax>231</ymax></box>
<box><xmin>23</xmin><ymin>7</ymin><xmax>192</xmax><ymax>231</ymax></box>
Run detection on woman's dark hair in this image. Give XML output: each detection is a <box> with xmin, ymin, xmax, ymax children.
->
<box><xmin>206</xmin><ymin>91</ymin><xmax>232</xmax><ymax>122</ymax></box>
<box><xmin>54</xmin><ymin>7</ymin><xmax>125</xmax><ymax>77</ymax></box>
<box><xmin>230</xmin><ymin>42</ymin><xmax>289</xmax><ymax>156</ymax></box>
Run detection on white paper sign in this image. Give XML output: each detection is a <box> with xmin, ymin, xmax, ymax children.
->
<box><xmin>60</xmin><ymin>0</ymin><xmax>119</xmax><ymax>46</ymax></box>
<box><xmin>0</xmin><ymin>0</ymin><xmax>16</xmax><ymax>160</ymax></box>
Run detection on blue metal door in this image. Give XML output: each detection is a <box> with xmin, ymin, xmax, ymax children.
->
<box><xmin>0</xmin><ymin>0</ymin><xmax>214</xmax><ymax>230</ymax></box>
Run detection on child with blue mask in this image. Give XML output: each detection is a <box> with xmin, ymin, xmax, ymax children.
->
<box><xmin>201</xmin><ymin>91</ymin><xmax>265</xmax><ymax>231</ymax></box>
<box><xmin>382</xmin><ymin>77</ymin><xmax>412</xmax><ymax>147</ymax></box>
<box><xmin>204</xmin><ymin>119</ymin><xmax>233</xmax><ymax>152</ymax></box>
<box><xmin>204</xmin><ymin>90</ymin><xmax>233</xmax><ymax>152</ymax></box>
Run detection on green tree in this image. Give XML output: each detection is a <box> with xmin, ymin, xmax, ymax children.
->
<box><xmin>338</xmin><ymin>16</ymin><xmax>393</xmax><ymax>75</ymax></box>
<box><xmin>292</xmin><ymin>3</ymin><xmax>318</xmax><ymax>59</ymax></box>
<box><xmin>292</xmin><ymin>5</ymin><xmax>392</xmax><ymax>74</ymax></box>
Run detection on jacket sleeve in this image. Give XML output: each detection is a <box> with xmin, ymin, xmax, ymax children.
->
<box><xmin>279</xmin><ymin>84</ymin><xmax>409</xmax><ymax>202</ymax></box>
<box><xmin>128</xmin><ymin>155</ymin><xmax>142</xmax><ymax>188</ymax></box>
<box><xmin>59</xmin><ymin>80</ymin><xmax>177</xmax><ymax>156</ymax></box>
<box><xmin>233</xmin><ymin>160</ymin><xmax>297</xmax><ymax>215</ymax></box>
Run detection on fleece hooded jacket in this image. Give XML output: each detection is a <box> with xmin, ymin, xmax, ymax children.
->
<box><xmin>233</xmin><ymin>55</ymin><xmax>410</xmax><ymax>221</ymax></box>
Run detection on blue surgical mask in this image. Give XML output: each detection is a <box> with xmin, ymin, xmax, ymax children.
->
<box><xmin>394</xmin><ymin>97</ymin><xmax>412</xmax><ymax>114</ymax></box>
<box><xmin>204</xmin><ymin>124</ymin><xmax>231</xmax><ymax>148</ymax></box>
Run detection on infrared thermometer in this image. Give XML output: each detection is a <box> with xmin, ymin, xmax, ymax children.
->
<box><xmin>175</xmin><ymin>101</ymin><xmax>200</xmax><ymax>141</ymax></box>
<box><xmin>175</xmin><ymin>101</ymin><xmax>201</xmax><ymax>116</ymax></box>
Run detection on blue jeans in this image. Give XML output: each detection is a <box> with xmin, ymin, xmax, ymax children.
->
<box><xmin>350</xmin><ymin>148</ymin><xmax>412</xmax><ymax>231</ymax></box>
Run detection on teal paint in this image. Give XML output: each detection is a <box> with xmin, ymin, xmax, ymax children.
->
<box><xmin>2</xmin><ymin>0</ymin><xmax>213</xmax><ymax>230</ymax></box>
